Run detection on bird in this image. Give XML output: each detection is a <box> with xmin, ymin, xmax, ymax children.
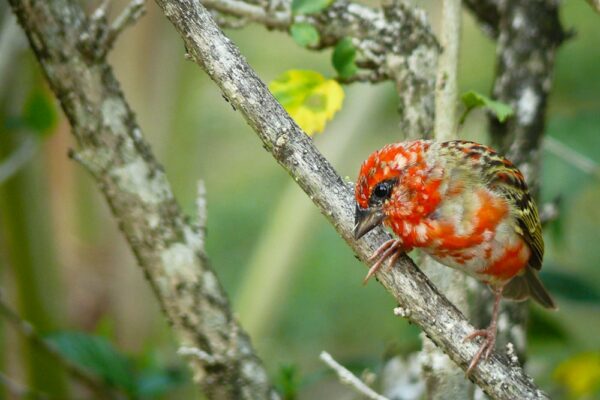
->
<box><xmin>353</xmin><ymin>139</ymin><xmax>556</xmax><ymax>375</ymax></box>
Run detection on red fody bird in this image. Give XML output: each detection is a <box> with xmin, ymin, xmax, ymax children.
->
<box><xmin>353</xmin><ymin>140</ymin><xmax>556</xmax><ymax>374</ymax></box>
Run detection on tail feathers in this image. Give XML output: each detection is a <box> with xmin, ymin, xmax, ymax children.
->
<box><xmin>503</xmin><ymin>267</ymin><xmax>557</xmax><ymax>310</ymax></box>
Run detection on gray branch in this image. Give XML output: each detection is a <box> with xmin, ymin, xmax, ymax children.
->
<box><xmin>468</xmin><ymin>0</ymin><xmax>565</xmax><ymax>362</ymax></box>
<box><xmin>200</xmin><ymin>0</ymin><xmax>439</xmax><ymax>138</ymax></box>
<box><xmin>154</xmin><ymin>0</ymin><xmax>549</xmax><ymax>398</ymax></box>
<box><xmin>420</xmin><ymin>0</ymin><xmax>473</xmax><ymax>398</ymax></box>
<box><xmin>463</xmin><ymin>0</ymin><xmax>500</xmax><ymax>38</ymax></box>
<box><xmin>7</xmin><ymin>0</ymin><xmax>275</xmax><ymax>399</ymax></box>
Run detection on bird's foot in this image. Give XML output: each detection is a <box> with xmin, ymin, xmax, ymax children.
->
<box><xmin>463</xmin><ymin>327</ymin><xmax>497</xmax><ymax>376</ymax></box>
<box><xmin>363</xmin><ymin>239</ymin><xmax>403</xmax><ymax>284</ymax></box>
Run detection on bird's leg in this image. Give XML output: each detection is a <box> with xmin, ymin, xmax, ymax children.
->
<box><xmin>464</xmin><ymin>286</ymin><xmax>504</xmax><ymax>375</ymax></box>
<box><xmin>363</xmin><ymin>239</ymin><xmax>403</xmax><ymax>284</ymax></box>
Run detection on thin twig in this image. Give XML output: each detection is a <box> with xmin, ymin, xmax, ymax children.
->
<box><xmin>320</xmin><ymin>351</ymin><xmax>389</xmax><ymax>400</ymax></box>
<box><xmin>434</xmin><ymin>0</ymin><xmax>461</xmax><ymax>140</ymax></box>
<box><xmin>196</xmin><ymin>180</ymin><xmax>207</xmax><ymax>246</ymax></box>
<box><xmin>0</xmin><ymin>136</ymin><xmax>37</xmax><ymax>185</ymax></box>
<box><xmin>0</xmin><ymin>372</ymin><xmax>50</xmax><ymax>400</ymax></box>
<box><xmin>539</xmin><ymin>199</ymin><xmax>560</xmax><ymax>226</ymax></box>
<box><xmin>423</xmin><ymin>0</ymin><xmax>472</xmax><ymax>397</ymax></box>
<box><xmin>105</xmin><ymin>0</ymin><xmax>146</xmax><ymax>50</ymax></box>
<box><xmin>0</xmin><ymin>13</ymin><xmax>28</xmax><ymax>96</ymax></box>
<box><xmin>587</xmin><ymin>0</ymin><xmax>600</xmax><ymax>14</ymax></box>
<box><xmin>544</xmin><ymin>136</ymin><xmax>599</xmax><ymax>176</ymax></box>
<box><xmin>0</xmin><ymin>291</ymin><xmax>121</xmax><ymax>399</ymax></box>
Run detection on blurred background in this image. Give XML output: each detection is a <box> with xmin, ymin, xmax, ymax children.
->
<box><xmin>0</xmin><ymin>0</ymin><xmax>599</xmax><ymax>398</ymax></box>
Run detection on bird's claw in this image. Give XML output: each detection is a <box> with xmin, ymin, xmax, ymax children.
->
<box><xmin>363</xmin><ymin>239</ymin><xmax>403</xmax><ymax>284</ymax></box>
<box><xmin>464</xmin><ymin>327</ymin><xmax>497</xmax><ymax>376</ymax></box>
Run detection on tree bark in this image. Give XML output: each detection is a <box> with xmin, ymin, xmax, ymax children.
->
<box><xmin>8</xmin><ymin>0</ymin><xmax>562</xmax><ymax>397</ymax></box>
<box><xmin>467</xmin><ymin>0</ymin><xmax>565</xmax><ymax>363</ymax></box>
<box><xmin>7</xmin><ymin>1</ymin><xmax>276</xmax><ymax>398</ymax></box>
<box><xmin>154</xmin><ymin>0</ymin><xmax>550</xmax><ymax>398</ymax></box>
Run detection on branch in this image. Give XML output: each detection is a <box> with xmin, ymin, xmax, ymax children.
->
<box><xmin>104</xmin><ymin>0</ymin><xmax>146</xmax><ymax>51</ymax></box>
<box><xmin>468</xmin><ymin>0</ymin><xmax>565</xmax><ymax>362</ymax></box>
<box><xmin>0</xmin><ymin>372</ymin><xmax>50</xmax><ymax>400</ymax></box>
<box><xmin>434</xmin><ymin>0</ymin><xmax>461</xmax><ymax>141</ymax></box>
<box><xmin>421</xmin><ymin>1</ymin><xmax>473</xmax><ymax>397</ymax></box>
<box><xmin>7</xmin><ymin>1</ymin><xmax>275</xmax><ymax>398</ymax></box>
<box><xmin>544</xmin><ymin>136</ymin><xmax>599</xmax><ymax>176</ymax></box>
<box><xmin>154</xmin><ymin>0</ymin><xmax>549</xmax><ymax>398</ymax></box>
<box><xmin>320</xmin><ymin>351</ymin><xmax>389</xmax><ymax>400</ymax></box>
<box><xmin>487</xmin><ymin>0</ymin><xmax>565</xmax><ymax>171</ymax></box>
<box><xmin>587</xmin><ymin>0</ymin><xmax>600</xmax><ymax>14</ymax></box>
<box><xmin>463</xmin><ymin>0</ymin><xmax>500</xmax><ymax>38</ymax></box>
<box><xmin>201</xmin><ymin>0</ymin><xmax>440</xmax><ymax>138</ymax></box>
<box><xmin>0</xmin><ymin>135</ymin><xmax>37</xmax><ymax>185</ymax></box>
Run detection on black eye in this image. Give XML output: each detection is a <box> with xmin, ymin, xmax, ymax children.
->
<box><xmin>371</xmin><ymin>180</ymin><xmax>393</xmax><ymax>202</ymax></box>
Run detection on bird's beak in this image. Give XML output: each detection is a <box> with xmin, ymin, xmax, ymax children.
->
<box><xmin>353</xmin><ymin>204</ymin><xmax>384</xmax><ymax>240</ymax></box>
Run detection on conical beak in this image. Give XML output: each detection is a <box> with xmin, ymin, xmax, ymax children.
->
<box><xmin>353</xmin><ymin>204</ymin><xmax>384</xmax><ymax>240</ymax></box>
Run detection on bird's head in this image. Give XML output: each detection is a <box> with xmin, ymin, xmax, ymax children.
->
<box><xmin>354</xmin><ymin>140</ymin><xmax>442</xmax><ymax>239</ymax></box>
<box><xmin>353</xmin><ymin>141</ymin><xmax>434</xmax><ymax>240</ymax></box>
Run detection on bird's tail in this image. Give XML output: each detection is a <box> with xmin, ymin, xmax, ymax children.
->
<box><xmin>503</xmin><ymin>266</ymin><xmax>557</xmax><ymax>310</ymax></box>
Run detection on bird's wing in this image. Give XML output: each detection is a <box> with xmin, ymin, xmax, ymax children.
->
<box><xmin>442</xmin><ymin>140</ymin><xmax>544</xmax><ymax>270</ymax></box>
<box><xmin>485</xmin><ymin>158</ymin><xmax>544</xmax><ymax>270</ymax></box>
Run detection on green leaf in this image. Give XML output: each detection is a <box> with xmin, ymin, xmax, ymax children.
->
<box><xmin>269</xmin><ymin>70</ymin><xmax>344</xmax><ymax>135</ymax></box>
<box><xmin>541</xmin><ymin>270</ymin><xmax>600</xmax><ymax>304</ymax></box>
<box><xmin>291</xmin><ymin>0</ymin><xmax>333</xmax><ymax>15</ymax></box>
<box><xmin>276</xmin><ymin>364</ymin><xmax>300</xmax><ymax>400</ymax></box>
<box><xmin>47</xmin><ymin>331</ymin><xmax>136</xmax><ymax>393</ymax></box>
<box><xmin>459</xmin><ymin>90</ymin><xmax>513</xmax><ymax>124</ymax></box>
<box><xmin>23</xmin><ymin>88</ymin><xmax>57</xmax><ymax>136</ymax></box>
<box><xmin>290</xmin><ymin>23</ymin><xmax>320</xmax><ymax>47</ymax></box>
<box><xmin>332</xmin><ymin>37</ymin><xmax>358</xmax><ymax>79</ymax></box>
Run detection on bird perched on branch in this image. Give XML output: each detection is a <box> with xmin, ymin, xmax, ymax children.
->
<box><xmin>353</xmin><ymin>140</ymin><xmax>556</xmax><ymax>374</ymax></box>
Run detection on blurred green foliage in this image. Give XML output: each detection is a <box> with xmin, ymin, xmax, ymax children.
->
<box><xmin>49</xmin><ymin>331</ymin><xmax>186</xmax><ymax>398</ymax></box>
<box><xmin>290</xmin><ymin>23</ymin><xmax>320</xmax><ymax>48</ymax></box>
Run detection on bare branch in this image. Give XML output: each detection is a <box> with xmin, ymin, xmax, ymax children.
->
<box><xmin>105</xmin><ymin>0</ymin><xmax>146</xmax><ymax>50</ymax></box>
<box><xmin>196</xmin><ymin>180</ymin><xmax>208</xmax><ymax>245</ymax></box>
<box><xmin>153</xmin><ymin>0</ymin><xmax>550</xmax><ymax>397</ymax></box>
<box><xmin>469</xmin><ymin>0</ymin><xmax>565</xmax><ymax>365</ymax></box>
<box><xmin>7</xmin><ymin>1</ymin><xmax>275</xmax><ymax>398</ymax></box>
<box><xmin>544</xmin><ymin>136</ymin><xmax>599</xmax><ymax>176</ymax></box>
<box><xmin>488</xmin><ymin>0</ymin><xmax>565</xmax><ymax>169</ymax></box>
<box><xmin>320</xmin><ymin>351</ymin><xmax>389</xmax><ymax>400</ymax></box>
<box><xmin>201</xmin><ymin>0</ymin><xmax>440</xmax><ymax>138</ymax></box>
<box><xmin>422</xmin><ymin>1</ymin><xmax>473</xmax><ymax>397</ymax></box>
<box><xmin>80</xmin><ymin>0</ymin><xmax>146</xmax><ymax>60</ymax></box>
<box><xmin>463</xmin><ymin>0</ymin><xmax>500</xmax><ymax>38</ymax></box>
<box><xmin>0</xmin><ymin>372</ymin><xmax>50</xmax><ymax>400</ymax></box>
<box><xmin>539</xmin><ymin>200</ymin><xmax>560</xmax><ymax>226</ymax></box>
<box><xmin>434</xmin><ymin>0</ymin><xmax>461</xmax><ymax>140</ymax></box>
<box><xmin>587</xmin><ymin>0</ymin><xmax>600</xmax><ymax>14</ymax></box>
<box><xmin>0</xmin><ymin>136</ymin><xmax>37</xmax><ymax>185</ymax></box>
